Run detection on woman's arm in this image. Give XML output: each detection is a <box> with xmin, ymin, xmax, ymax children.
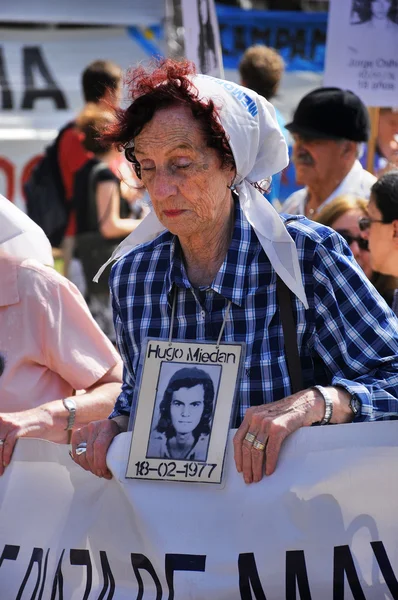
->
<box><xmin>40</xmin><ymin>362</ymin><xmax>123</xmax><ymax>438</ymax></box>
<box><xmin>96</xmin><ymin>180</ymin><xmax>142</xmax><ymax>239</ymax></box>
<box><xmin>0</xmin><ymin>362</ymin><xmax>123</xmax><ymax>475</ymax></box>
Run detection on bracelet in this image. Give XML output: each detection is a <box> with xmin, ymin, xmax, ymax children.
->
<box><xmin>313</xmin><ymin>385</ymin><xmax>333</xmax><ymax>425</ymax></box>
<box><xmin>62</xmin><ymin>398</ymin><xmax>76</xmax><ymax>431</ymax></box>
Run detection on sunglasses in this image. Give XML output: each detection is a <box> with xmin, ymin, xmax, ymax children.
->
<box><xmin>335</xmin><ymin>230</ymin><xmax>369</xmax><ymax>251</ymax></box>
<box><xmin>358</xmin><ymin>216</ymin><xmax>386</xmax><ymax>232</ymax></box>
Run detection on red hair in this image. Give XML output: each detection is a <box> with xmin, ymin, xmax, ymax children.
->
<box><xmin>102</xmin><ymin>58</ymin><xmax>235</xmax><ymax>178</ymax></box>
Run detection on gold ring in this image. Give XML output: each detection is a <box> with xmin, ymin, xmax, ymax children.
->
<box><xmin>253</xmin><ymin>439</ymin><xmax>266</xmax><ymax>452</ymax></box>
<box><xmin>244</xmin><ymin>432</ymin><xmax>256</xmax><ymax>444</ymax></box>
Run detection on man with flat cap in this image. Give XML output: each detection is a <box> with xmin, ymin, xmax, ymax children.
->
<box><xmin>282</xmin><ymin>87</ymin><xmax>376</xmax><ymax>217</ymax></box>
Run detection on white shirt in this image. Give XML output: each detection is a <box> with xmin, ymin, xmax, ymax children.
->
<box><xmin>0</xmin><ymin>195</ymin><xmax>54</xmax><ymax>266</ymax></box>
<box><xmin>281</xmin><ymin>160</ymin><xmax>377</xmax><ymax>216</ymax></box>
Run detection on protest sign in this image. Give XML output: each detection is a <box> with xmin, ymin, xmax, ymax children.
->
<box><xmin>1</xmin><ymin>422</ymin><xmax>398</xmax><ymax>598</ymax></box>
<box><xmin>127</xmin><ymin>340</ymin><xmax>243</xmax><ymax>483</ymax></box>
<box><xmin>324</xmin><ymin>0</ymin><xmax>398</xmax><ymax>107</ymax></box>
<box><xmin>181</xmin><ymin>0</ymin><xmax>224</xmax><ymax>77</ymax></box>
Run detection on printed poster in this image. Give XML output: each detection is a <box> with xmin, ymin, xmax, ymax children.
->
<box><xmin>180</xmin><ymin>0</ymin><xmax>224</xmax><ymax>77</ymax></box>
<box><xmin>324</xmin><ymin>0</ymin><xmax>398</xmax><ymax>106</ymax></box>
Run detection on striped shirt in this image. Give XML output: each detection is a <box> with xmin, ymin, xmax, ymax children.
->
<box><xmin>109</xmin><ymin>200</ymin><xmax>398</xmax><ymax>425</ymax></box>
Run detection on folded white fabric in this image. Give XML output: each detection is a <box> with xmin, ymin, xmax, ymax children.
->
<box><xmin>94</xmin><ymin>74</ymin><xmax>308</xmax><ymax>308</ymax></box>
<box><xmin>0</xmin><ymin>194</ymin><xmax>54</xmax><ymax>266</ymax></box>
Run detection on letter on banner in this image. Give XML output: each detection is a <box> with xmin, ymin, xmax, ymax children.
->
<box><xmin>0</xmin><ymin>48</ymin><xmax>13</xmax><ymax>109</ymax></box>
<box><xmin>333</xmin><ymin>545</ymin><xmax>365</xmax><ymax>599</ymax></box>
<box><xmin>16</xmin><ymin>547</ymin><xmax>43</xmax><ymax>599</ymax></box>
<box><xmin>131</xmin><ymin>553</ymin><xmax>163</xmax><ymax>599</ymax></box>
<box><xmin>70</xmin><ymin>549</ymin><xmax>92</xmax><ymax>600</ymax></box>
<box><xmin>99</xmin><ymin>551</ymin><xmax>116</xmax><ymax>597</ymax></box>
<box><xmin>0</xmin><ymin>544</ymin><xmax>20</xmax><ymax>568</ymax></box>
<box><xmin>370</xmin><ymin>542</ymin><xmax>398</xmax><ymax>597</ymax></box>
<box><xmin>165</xmin><ymin>554</ymin><xmax>206</xmax><ymax>599</ymax></box>
<box><xmin>22</xmin><ymin>47</ymin><xmax>67</xmax><ymax>110</ymax></box>
<box><xmin>238</xmin><ymin>553</ymin><xmax>267</xmax><ymax>600</ymax></box>
<box><xmin>50</xmin><ymin>550</ymin><xmax>65</xmax><ymax>599</ymax></box>
<box><xmin>285</xmin><ymin>550</ymin><xmax>312</xmax><ymax>600</ymax></box>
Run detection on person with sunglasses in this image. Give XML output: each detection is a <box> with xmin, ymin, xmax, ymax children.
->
<box><xmin>316</xmin><ymin>194</ymin><xmax>372</xmax><ymax>278</ymax></box>
<box><xmin>316</xmin><ymin>194</ymin><xmax>398</xmax><ymax>308</ymax></box>
<box><xmin>360</xmin><ymin>171</ymin><xmax>398</xmax><ymax>315</ymax></box>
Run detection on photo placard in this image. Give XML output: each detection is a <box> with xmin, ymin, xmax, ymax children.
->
<box><xmin>126</xmin><ymin>339</ymin><xmax>244</xmax><ymax>484</ymax></box>
<box><xmin>324</xmin><ymin>0</ymin><xmax>398</xmax><ymax>106</ymax></box>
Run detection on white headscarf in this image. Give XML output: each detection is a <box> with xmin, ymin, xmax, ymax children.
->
<box><xmin>94</xmin><ymin>74</ymin><xmax>308</xmax><ymax>308</ymax></box>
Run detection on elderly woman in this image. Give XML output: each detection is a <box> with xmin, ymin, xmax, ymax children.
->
<box><xmin>71</xmin><ymin>59</ymin><xmax>398</xmax><ymax>484</ymax></box>
<box><xmin>147</xmin><ymin>367</ymin><xmax>214</xmax><ymax>461</ymax></box>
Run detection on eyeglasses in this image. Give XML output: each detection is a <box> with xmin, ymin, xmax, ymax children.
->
<box><xmin>358</xmin><ymin>216</ymin><xmax>387</xmax><ymax>232</ymax></box>
<box><xmin>335</xmin><ymin>230</ymin><xmax>369</xmax><ymax>251</ymax></box>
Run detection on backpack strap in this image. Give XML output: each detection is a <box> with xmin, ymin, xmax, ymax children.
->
<box><xmin>87</xmin><ymin>161</ymin><xmax>114</xmax><ymax>231</ymax></box>
<box><xmin>276</xmin><ymin>217</ymin><xmax>304</xmax><ymax>394</ymax></box>
<box><xmin>51</xmin><ymin>120</ymin><xmax>76</xmax><ymax>205</ymax></box>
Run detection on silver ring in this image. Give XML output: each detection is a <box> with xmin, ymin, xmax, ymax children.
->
<box><xmin>75</xmin><ymin>442</ymin><xmax>87</xmax><ymax>456</ymax></box>
<box><xmin>0</xmin><ymin>439</ymin><xmax>5</xmax><ymax>446</ymax></box>
<box><xmin>244</xmin><ymin>432</ymin><xmax>256</xmax><ymax>444</ymax></box>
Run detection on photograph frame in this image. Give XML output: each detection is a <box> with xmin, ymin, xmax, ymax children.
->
<box><xmin>125</xmin><ymin>338</ymin><xmax>245</xmax><ymax>485</ymax></box>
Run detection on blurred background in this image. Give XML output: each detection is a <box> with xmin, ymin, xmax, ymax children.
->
<box><xmin>0</xmin><ymin>0</ymin><xmax>328</xmax><ymax>208</ymax></box>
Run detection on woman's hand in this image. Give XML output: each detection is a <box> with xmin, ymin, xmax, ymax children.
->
<box><xmin>0</xmin><ymin>408</ymin><xmax>54</xmax><ymax>475</ymax></box>
<box><xmin>71</xmin><ymin>416</ymin><xmax>128</xmax><ymax>479</ymax></box>
<box><xmin>233</xmin><ymin>388</ymin><xmax>328</xmax><ymax>484</ymax></box>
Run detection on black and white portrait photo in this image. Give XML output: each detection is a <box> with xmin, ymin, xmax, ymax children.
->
<box><xmin>180</xmin><ymin>0</ymin><xmax>222</xmax><ymax>77</ymax></box>
<box><xmin>126</xmin><ymin>339</ymin><xmax>243</xmax><ymax>483</ymax></box>
<box><xmin>146</xmin><ymin>364</ymin><xmax>221</xmax><ymax>462</ymax></box>
<box><xmin>324</xmin><ymin>0</ymin><xmax>398</xmax><ymax>133</ymax></box>
<box><xmin>197</xmin><ymin>0</ymin><xmax>217</xmax><ymax>74</ymax></box>
<box><xmin>350</xmin><ymin>0</ymin><xmax>398</xmax><ymax>29</ymax></box>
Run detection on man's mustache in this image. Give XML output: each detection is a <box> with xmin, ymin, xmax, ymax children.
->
<box><xmin>294</xmin><ymin>152</ymin><xmax>315</xmax><ymax>166</ymax></box>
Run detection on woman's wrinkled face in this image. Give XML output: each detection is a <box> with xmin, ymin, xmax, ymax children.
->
<box><xmin>331</xmin><ymin>208</ymin><xmax>373</xmax><ymax>279</ymax></box>
<box><xmin>170</xmin><ymin>385</ymin><xmax>205</xmax><ymax>435</ymax></box>
<box><xmin>134</xmin><ymin>105</ymin><xmax>235</xmax><ymax>240</ymax></box>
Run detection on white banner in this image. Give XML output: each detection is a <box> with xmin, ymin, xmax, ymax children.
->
<box><xmin>1</xmin><ymin>422</ymin><xmax>398</xmax><ymax>598</ymax></box>
<box><xmin>0</xmin><ymin>27</ymin><xmax>166</xmax><ymax>209</ymax></box>
<box><xmin>324</xmin><ymin>0</ymin><xmax>398</xmax><ymax>107</ymax></box>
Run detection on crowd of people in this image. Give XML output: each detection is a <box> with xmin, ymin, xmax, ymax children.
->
<box><xmin>1</xmin><ymin>44</ymin><xmax>398</xmax><ymax>488</ymax></box>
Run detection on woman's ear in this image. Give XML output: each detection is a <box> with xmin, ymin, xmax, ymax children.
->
<box><xmin>227</xmin><ymin>167</ymin><xmax>237</xmax><ymax>189</ymax></box>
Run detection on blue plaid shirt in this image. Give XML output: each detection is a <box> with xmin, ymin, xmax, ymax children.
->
<box><xmin>109</xmin><ymin>201</ymin><xmax>398</xmax><ymax>425</ymax></box>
